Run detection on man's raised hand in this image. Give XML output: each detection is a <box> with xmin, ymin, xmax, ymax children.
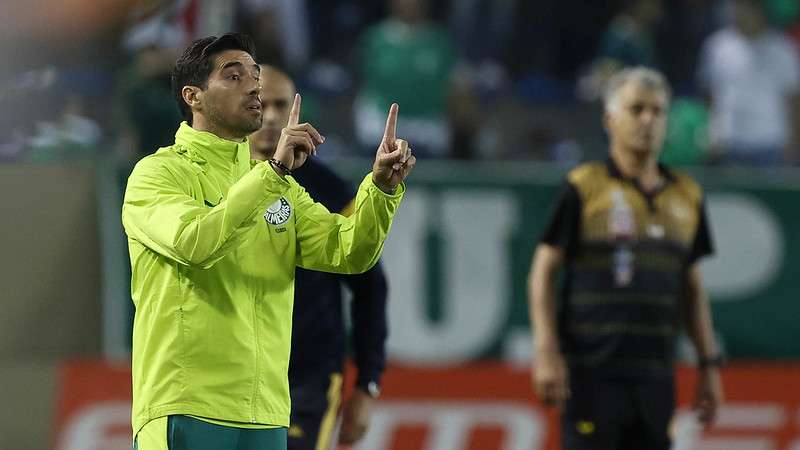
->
<box><xmin>372</xmin><ymin>103</ymin><xmax>415</xmax><ymax>193</ymax></box>
<box><xmin>272</xmin><ymin>93</ymin><xmax>324</xmax><ymax>172</ymax></box>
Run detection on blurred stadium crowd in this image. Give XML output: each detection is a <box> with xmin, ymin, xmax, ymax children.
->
<box><xmin>4</xmin><ymin>0</ymin><xmax>800</xmax><ymax>166</ymax></box>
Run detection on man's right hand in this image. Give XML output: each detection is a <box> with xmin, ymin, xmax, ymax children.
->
<box><xmin>533</xmin><ymin>347</ymin><xmax>570</xmax><ymax>408</ymax></box>
<box><xmin>273</xmin><ymin>93</ymin><xmax>324</xmax><ymax>172</ymax></box>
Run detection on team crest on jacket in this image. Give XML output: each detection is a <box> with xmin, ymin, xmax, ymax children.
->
<box><xmin>264</xmin><ymin>198</ymin><xmax>292</xmax><ymax>226</ymax></box>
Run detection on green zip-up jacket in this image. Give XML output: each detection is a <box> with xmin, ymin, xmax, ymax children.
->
<box><xmin>121</xmin><ymin>122</ymin><xmax>404</xmax><ymax>436</ymax></box>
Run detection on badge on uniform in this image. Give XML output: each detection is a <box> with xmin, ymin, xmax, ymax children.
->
<box><xmin>264</xmin><ymin>197</ymin><xmax>292</xmax><ymax>227</ymax></box>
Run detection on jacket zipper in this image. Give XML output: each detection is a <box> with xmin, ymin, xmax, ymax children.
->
<box><xmin>243</xmin><ymin>155</ymin><xmax>260</xmax><ymax>424</ymax></box>
<box><xmin>251</xmin><ymin>293</ymin><xmax>260</xmax><ymax>423</ymax></box>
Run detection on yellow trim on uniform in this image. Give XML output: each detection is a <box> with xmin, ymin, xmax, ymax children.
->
<box><xmin>576</xmin><ymin>420</ymin><xmax>596</xmax><ymax>435</ymax></box>
<box><xmin>315</xmin><ymin>373</ymin><xmax>343</xmax><ymax>450</ymax></box>
<box><xmin>288</xmin><ymin>424</ymin><xmax>305</xmax><ymax>438</ymax></box>
<box><xmin>135</xmin><ymin>416</ymin><xmax>169</xmax><ymax>450</ymax></box>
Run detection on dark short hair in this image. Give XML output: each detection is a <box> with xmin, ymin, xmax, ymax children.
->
<box><xmin>171</xmin><ymin>33</ymin><xmax>257</xmax><ymax>125</ymax></box>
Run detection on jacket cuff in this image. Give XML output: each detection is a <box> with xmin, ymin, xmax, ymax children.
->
<box><xmin>363</xmin><ymin>172</ymin><xmax>405</xmax><ymax>198</ymax></box>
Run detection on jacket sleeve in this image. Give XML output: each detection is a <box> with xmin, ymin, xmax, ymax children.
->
<box><xmin>343</xmin><ymin>261</ymin><xmax>389</xmax><ymax>389</ymax></box>
<box><xmin>293</xmin><ymin>173</ymin><xmax>404</xmax><ymax>274</ymax></box>
<box><xmin>122</xmin><ymin>158</ymin><xmax>290</xmax><ymax>268</ymax></box>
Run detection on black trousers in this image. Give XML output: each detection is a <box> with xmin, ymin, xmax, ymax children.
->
<box><xmin>287</xmin><ymin>373</ymin><xmax>342</xmax><ymax>450</ymax></box>
<box><xmin>560</xmin><ymin>372</ymin><xmax>675</xmax><ymax>450</ymax></box>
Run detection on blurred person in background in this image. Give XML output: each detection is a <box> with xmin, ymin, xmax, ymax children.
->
<box><xmin>122</xmin><ymin>32</ymin><xmax>414</xmax><ymax>450</ymax></box>
<box><xmin>579</xmin><ymin>0</ymin><xmax>663</xmax><ymax>101</ymax></box>
<box><xmin>25</xmin><ymin>87</ymin><xmax>103</xmax><ymax>162</ymax></box>
<box><xmin>449</xmin><ymin>0</ymin><xmax>516</xmax><ymax>94</ymax></box>
<box><xmin>698</xmin><ymin>0</ymin><xmax>800</xmax><ymax>166</ymax></box>
<box><xmin>354</xmin><ymin>0</ymin><xmax>476</xmax><ymax>158</ymax></box>
<box><xmin>117</xmin><ymin>0</ymin><xmax>199</xmax><ymax>159</ymax></box>
<box><xmin>0</xmin><ymin>67</ymin><xmax>102</xmax><ymax>162</ymax></box>
<box><xmin>249</xmin><ymin>65</ymin><xmax>389</xmax><ymax>450</ymax></box>
<box><xmin>118</xmin><ymin>45</ymin><xmax>184</xmax><ymax>159</ymax></box>
<box><xmin>304</xmin><ymin>0</ymin><xmax>386</xmax><ymax>65</ymax></box>
<box><xmin>655</xmin><ymin>0</ymin><xmax>719</xmax><ymax>94</ymax></box>
<box><xmin>122</xmin><ymin>0</ymin><xmax>198</xmax><ymax>52</ymax></box>
<box><xmin>528</xmin><ymin>67</ymin><xmax>723</xmax><ymax>450</ymax></box>
<box><xmin>236</xmin><ymin>0</ymin><xmax>311</xmax><ymax>73</ymax></box>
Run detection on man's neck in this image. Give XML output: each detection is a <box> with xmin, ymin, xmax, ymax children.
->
<box><xmin>610</xmin><ymin>146</ymin><xmax>662</xmax><ymax>191</ymax></box>
<box><xmin>191</xmin><ymin>117</ymin><xmax>246</xmax><ymax>142</ymax></box>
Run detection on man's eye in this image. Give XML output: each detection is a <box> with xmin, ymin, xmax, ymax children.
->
<box><xmin>229</xmin><ymin>74</ymin><xmax>240</xmax><ymax>80</ymax></box>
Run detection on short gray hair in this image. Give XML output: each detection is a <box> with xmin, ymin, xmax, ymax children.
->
<box><xmin>604</xmin><ymin>66</ymin><xmax>671</xmax><ymax>111</ymax></box>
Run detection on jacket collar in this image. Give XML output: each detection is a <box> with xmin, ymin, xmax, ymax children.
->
<box><xmin>174</xmin><ymin>122</ymin><xmax>250</xmax><ymax>169</ymax></box>
<box><xmin>605</xmin><ymin>157</ymin><xmax>675</xmax><ymax>183</ymax></box>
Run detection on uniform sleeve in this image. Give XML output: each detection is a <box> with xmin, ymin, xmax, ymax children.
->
<box><xmin>687</xmin><ymin>198</ymin><xmax>714</xmax><ymax>264</ymax></box>
<box><xmin>292</xmin><ymin>159</ymin><xmax>355</xmax><ymax>213</ymax></box>
<box><xmin>343</xmin><ymin>261</ymin><xmax>388</xmax><ymax>389</ymax></box>
<box><xmin>540</xmin><ymin>181</ymin><xmax>582</xmax><ymax>256</ymax></box>
<box><xmin>122</xmin><ymin>159</ymin><xmax>290</xmax><ymax>268</ymax></box>
<box><xmin>293</xmin><ymin>173</ymin><xmax>404</xmax><ymax>274</ymax></box>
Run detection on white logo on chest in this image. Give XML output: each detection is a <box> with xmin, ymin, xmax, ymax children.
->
<box><xmin>264</xmin><ymin>198</ymin><xmax>292</xmax><ymax>226</ymax></box>
<box><xmin>671</xmin><ymin>200</ymin><xmax>690</xmax><ymax>221</ymax></box>
<box><xmin>647</xmin><ymin>223</ymin><xmax>665</xmax><ymax>239</ymax></box>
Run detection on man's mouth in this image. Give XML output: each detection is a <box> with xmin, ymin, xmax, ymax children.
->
<box><xmin>247</xmin><ymin>102</ymin><xmax>262</xmax><ymax>112</ymax></box>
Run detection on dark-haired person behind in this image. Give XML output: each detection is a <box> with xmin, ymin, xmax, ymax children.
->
<box><xmin>122</xmin><ymin>33</ymin><xmax>415</xmax><ymax>450</ymax></box>
<box><xmin>249</xmin><ymin>65</ymin><xmax>388</xmax><ymax>450</ymax></box>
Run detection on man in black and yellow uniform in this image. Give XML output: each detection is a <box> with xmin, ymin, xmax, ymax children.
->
<box><xmin>249</xmin><ymin>66</ymin><xmax>388</xmax><ymax>450</ymax></box>
<box><xmin>528</xmin><ymin>67</ymin><xmax>724</xmax><ymax>450</ymax></box>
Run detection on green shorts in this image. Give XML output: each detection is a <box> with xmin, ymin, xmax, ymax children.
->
<box><xmin>135</xmin><ymin>415</ymin><xmax>288</xmax><ymax>450</ymax></box>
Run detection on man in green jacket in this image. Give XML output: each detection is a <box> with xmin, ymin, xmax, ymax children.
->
<box><xmin>122</xmin><ymin>33</ymin><xmax>415</xmax><ymax>450</ymax></box>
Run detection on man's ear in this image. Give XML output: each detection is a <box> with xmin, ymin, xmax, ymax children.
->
<box><xmin>182</xmin><ymin>86</ymin><xmax>203</xmax><ymax>113</ymax></box>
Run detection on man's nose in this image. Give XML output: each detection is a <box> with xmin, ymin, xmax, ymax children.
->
<box><xmin>639</xmin><ymin>110</ymin><xmax>655</xmax><ymax>125</ymax></box>
<box><xmin>262</xmin><ymin>106</ymin><xmax>278</xmax><ymax>122</ymax></box>
<box><xmin>247</xmin><ymin>76</ymin><xmax>261</xmax><ymax>96</ymax></box>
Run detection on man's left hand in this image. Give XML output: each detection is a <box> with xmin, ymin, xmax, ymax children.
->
<box><xmin>372</xmin><ymin>103</ymin><xmax>416</xmax><ymax>193</ymax></box>
<box><xmin>338</xmin><ymin>389</ymin><xmax>373</xmax><ymax>445</ymax></box>
<box><xmin>694</xmin><ymin>367</ymin><xmax>724</xmax><ymax>428</ymax></box>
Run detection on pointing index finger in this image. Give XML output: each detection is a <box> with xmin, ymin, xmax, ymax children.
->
<box><xmin>288</xmin><ymin>93</ymin><xmax>301</xmax><ymax>126</ymax></box>
<box><xmin>383</xmin><ymin>103</ymin><xmax>398</xmax><ymax>144</ymax></box>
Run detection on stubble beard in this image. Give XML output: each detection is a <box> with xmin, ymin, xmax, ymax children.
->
<box><xmin>232</xmin><ymin>111</ymin><xmax>263</xmax><ymax>137</ymax></box>
<box><xmin>209</xmin><ymin>105</ymin><xmax>262</xmax><ymax>140</ymax></box>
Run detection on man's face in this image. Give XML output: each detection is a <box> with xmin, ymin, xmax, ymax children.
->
<box><xmin>249</xmin><ymin>71</ymin><xmax>295</xmax><ymax>158</ymax></box>
<box><xmin>605</xmin><ymin>81</ymin><xmax>668</xmax><ymax>157</ymax></box>
<box><xmin>197</xmin><ymin>49</ymin><xmax>262</xmax><ymax>138</ymax></box>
